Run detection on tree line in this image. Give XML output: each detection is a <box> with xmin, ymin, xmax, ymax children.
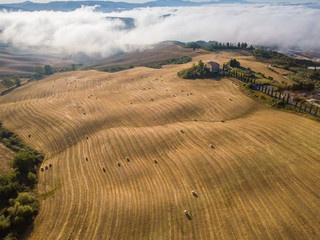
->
<box><xmin>0</xmin><ymin>121</ymin><xmax>43</xmax><ymax>240</ymax></box>
<box><xmin>176</xmin><ymin>41</ymin><xmax>253</xmax><ymax>51</ymax></box>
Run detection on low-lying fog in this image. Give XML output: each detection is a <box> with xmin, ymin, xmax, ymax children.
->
<box><xmin>0</xmin><ymin>3</ymin><xmax>319</xmax><ymax>58</ymax></box>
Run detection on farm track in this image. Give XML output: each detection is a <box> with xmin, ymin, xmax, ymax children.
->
<box><xmin>0</xmin><ymin>56</ymin><xmax>319</xmax><ymax>239</ymax></box>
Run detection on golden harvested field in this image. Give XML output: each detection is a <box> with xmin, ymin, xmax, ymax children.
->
<box><xmin>0</xmin><ymin>54</ymin><xmax>319</xmax><ymax>239</ymax></box>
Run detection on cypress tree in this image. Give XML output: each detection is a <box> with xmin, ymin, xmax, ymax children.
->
<box><xmin>286</xmin><ymin>94</ymin><xmax>290</xmax><ymax>103</ymax></box>
<box><xmin>299</xmin><ymin>102</ymin><xmax>303</xmax><ymax>110</ymax></box>
<box><xmin>309</xmin><ymin>104</ymin><xmax>313</xmax><ymax>113</ymax></box>
<box><xmin>315</xmin><ymin>107</ymin><xmax>318</xmax><ymax>116</ymax></box>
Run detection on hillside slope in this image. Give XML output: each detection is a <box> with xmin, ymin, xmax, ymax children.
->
<box><xmin>0</xmin><ymin>59</ymin><xmax>319</xmax><ymax>239</ymax></box>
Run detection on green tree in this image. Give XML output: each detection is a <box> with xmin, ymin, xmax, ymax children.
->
<box><xmin>44</xmin><ymin>65</ymin><xmax>53</xmax><ymax>75</ymax></box>
<box><xmin>11</xmin><ymin>150</ymin><xmax>40</xmax><ymax>175</ymax></box>
<box><xmin>33</xmin><ymin>66</ymin><xmax>44</xmax><ymax>78</ymax></box>
<box><xmin>12</xmin><ymin>75</ymin><xmax>21</xmax><ymax>87</ymax></box>
<box><xmin>1</xmin><ymin>77</ymin><xmax>14</xmax><ymax>88</ymax></box>
<box><xmin>228</xmin><ymin>59</ymin><xmax>240</xmax><ymax>68</ymax></box>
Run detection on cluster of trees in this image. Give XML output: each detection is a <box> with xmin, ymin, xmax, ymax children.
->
<box><xmin>177</xmin><ymin>60</ymin><xmax>212</xmax><ymax>79</ymax></box>
<box><xmin>253</xmin><ymin>49</ymin><xmax>320</xmax><ymax>70</ymax></box>
<box><xmin>0</xmin><ymin>121</ymin><xmax>43</xmax><ymax>240</ymax></box>
<box><xmin>227</xmin><ymin>59</ymin><xmax>241</xmax><ymax>68</ymax></box>
<box><xmin>291</xmin><ymin>82</ymin><xmax>315</xmax><ymax>91</ymax></box>
<box><xmin>33</xmin><ymin>65</ymin><xmax>53</xmax><ymax>78</ymax></box>
<box><xmin>1</xmin><ymin>76</ymin><xmax>21</xmax><ymax>88</ymax></box>
<box><xmin>147</xmin><ymin>56</ymin><xmax>192</xmax><ymax>69</ymax></box>
<box><xmin>99</xmin><ymin>65</ymin><xmax>134</xmax><ymax>73</ymax></box>
<box><xmin>177</xmin><ymin>41</ymin><xmax>253</xmax><ymax>51</ymax></box>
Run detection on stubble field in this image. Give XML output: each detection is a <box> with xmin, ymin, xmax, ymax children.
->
<box><xmin>0</xmin><ymin>54</ymin><xmax>319</xmax><ymax>239</ymax></box>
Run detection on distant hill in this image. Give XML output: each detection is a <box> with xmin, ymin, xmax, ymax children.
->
<box><xmin>0</xmin><ymin>0</ymin><xmax>251</xmax><ymax>12</ymax></box>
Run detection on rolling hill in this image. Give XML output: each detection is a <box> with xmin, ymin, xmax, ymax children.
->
<box><xmin>0</xmin><ymin>53</ymin><xmax>319</xmax><ymax>239</ymax></box>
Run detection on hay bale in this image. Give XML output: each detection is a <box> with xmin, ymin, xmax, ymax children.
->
<box><xmin>85</xmin><ymin>157</ymin><xmax>88</xmax><ymax>161</ymax></box>
<box><xmin>173</xmin><ymin>95</ymin><xmax>176</xmax><ymax>97</ymax></box>
<box><xmin>45</xmin><ymin>166</ymin><xmax>48</xmax><ymax>170</ymax></box>
<box><xmin>180</xmin><ymin>129</ymin><xmax>184</xmax><ymax>133</ymax></box>
<box><xmin>192</xmin><ymin>190</ymin><xmax>198</xmax><ymax>197</ymax></box>
<box><xmin>154</xmin><ymin>159</ymin><xmax>158</xmax><ymax>164</ymax></box>
<box><xmin>221</xmin><ymin>119</ymin><xmax>225</xmax><ymax>123</ymax></box>
<box><xmin>184</xmin><ymin>210</ymin><xmax>188</xmax><ymax>214</ymax></box>
<box><xmin>41</xmin><ymin>167</ymin><xmax>44</xmax><ymax>172</ymax></box>
<box><xmin>190</xmin><ymin>93</ymin><xmax>193</xmax><ymax>95</ymax></box>
<box><xmin>126</xmin><ymin>157</ymin><xmax>130</xmax><ymax>162</ymax></box>
<box><xmin>210</xmin><ymin>144</ymin><xmax>215</xmax><ymax>149</ymax></box>
<box><xmin>102</xmin><ymin>166</ymin><xmax>106</xmax><ymax>172</ymax></box>
<box><xmin>28</xmin><ymin>134</ymin><xmax>31</xmax><ymax>138</ymax></box>
<box><xmin>193</xmin><ymin>118</ymin><xmax>197</xmax><ymax>121</ymax></box>
<box><xmin>49</xmin><ymin>163</ymin><xmax>52</xmax><ymax>168</ymax></box>
<box><xmin>151</xmin><ymin>98</ymin><xmax>154</xmax><ymax>101</ymax></box>
<box><xmin>86</xmin><ymin>135</ymin><xmax>89</xmax><ymax>140</ymax></box>
<box><xmin>181</xmin><ymin>90</ymin><xmax>184</xmax><ymax>92</ymax></box>
<box><xmin>117</xmin><ymin>162</ymin><xmax>121</xmax><ymax>167</ymax></box>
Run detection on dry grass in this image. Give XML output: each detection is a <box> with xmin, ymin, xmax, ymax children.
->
<box><xmin>0</xmin><ymin>142</ymin><xmax>14</xmax><ymax>175</ymax></box>
<box><xmin>0</xmin><ymin>53</ymin><xmax>319</xmax><ymax>239</ymax></box>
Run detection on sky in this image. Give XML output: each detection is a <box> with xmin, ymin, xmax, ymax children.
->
<box><xmin>0</xmin><ymin>0</ymin><xmax>316</xmax><ymax>4</ymax></box>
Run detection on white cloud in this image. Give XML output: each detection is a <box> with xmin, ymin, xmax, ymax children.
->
<box><xmin>0</xmin><ymin>4</ymin><xmax>319</xmax><ymax>58</ymax></box>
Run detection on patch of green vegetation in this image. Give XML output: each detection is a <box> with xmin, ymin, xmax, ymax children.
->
<box><xmin>0</xmin><ymin>121</ymin><xmax>43</xmax><ymax>240</ymax></box>
<box><xmin>146</xmin><ymin>56</ymin><xmax>192</xmax><ymax>69</ymax></box>
<box><xmin>99</xmin><ymin>65</ymin><xmax>134</xmax><ymax>73</ymax></box>
<box><xmin>253</xmin><ymin>49</ymin><xmax>320</xmax><ymax>91</ymax></box>
<box><xmin>41</xmin><ymin>186</ymin><xmax>57</xmax><ymax>200</ymax></box>
<box><xmin>253</xmin><ymin>49</ymin><xmax>319</xmax><ymax>70</ymax></box>
<box><xmin>1</xmin><ymin>76</ymin><xmax>21</xmax><ymax>88</ymax></box>
<box><xmin>177</xmin><ymin>60</ymin><xmax>212</xmax><ymax>79</ymax></box>
<box><xmin>289</xmin><ymin>71</ymin><xmax>319</xmax><ymax>90</ymax></box>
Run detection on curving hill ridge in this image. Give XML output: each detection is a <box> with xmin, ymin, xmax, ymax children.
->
<box><xmin>0</xmin><ymin>59</ymin><xmax>319</xmax><ymax>239</ymax></box>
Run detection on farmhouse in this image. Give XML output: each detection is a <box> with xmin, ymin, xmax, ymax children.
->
<box><xmin>207</xmin><ymin>61</ymin><xmax>220</xmax><ymax>72</ymax></box>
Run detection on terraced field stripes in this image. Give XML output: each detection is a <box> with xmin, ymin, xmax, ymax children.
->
<box><xmin>0</xmin><ymin>57</ymin><xmax>319</xmax><ymax>239</ymax></box>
